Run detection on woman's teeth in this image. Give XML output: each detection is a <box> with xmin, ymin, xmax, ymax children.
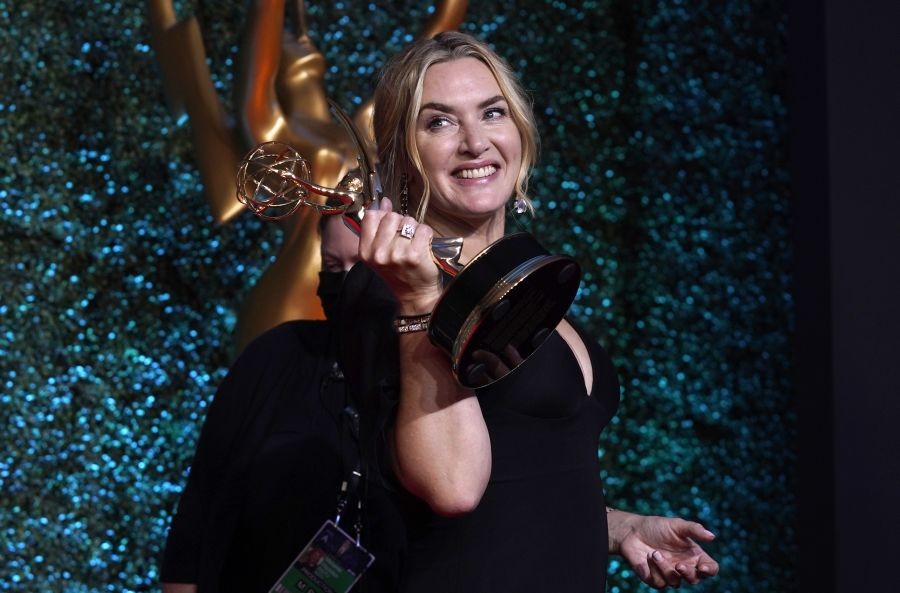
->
<box><xmin>456</xmin><ymin>165</ymin><xmax>497</xmax><ymax>179</ymax></box>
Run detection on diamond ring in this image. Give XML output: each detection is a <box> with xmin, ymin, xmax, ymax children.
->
<box><xmin>399</xmin><ymin>223</ymin><xmax>416</xmax><ymax>240</ymax></box>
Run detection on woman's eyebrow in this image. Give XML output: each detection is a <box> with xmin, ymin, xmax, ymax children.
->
<box><xmin>420</xmin><ymin>101</ymin><xmax>453</xmax><ymax>114</ymax></box>
<box><xmin>419</xmin><ymin>95</ymin><xmax>507</xmax><ymax>114</ymax></box>
<box><xmin>478</xmin><ymin>95</ymin><xmax>507</xmax><ymax>109</ymax></box>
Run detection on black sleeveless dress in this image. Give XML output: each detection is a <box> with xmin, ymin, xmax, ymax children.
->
<box><xmin>400</xmin><ymin>328</ymin><xmax>620</xmax><ymax>592</ymax></box>
<box><xmin>336</xmin><ymin>263</ymin><xmax>621</xmax><ymax>592</ymax></box>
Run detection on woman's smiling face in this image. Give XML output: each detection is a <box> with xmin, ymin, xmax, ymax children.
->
<box><xmin>413</xmin><ymin>57</ymin><xmax>523</xmax><ymax>228</ymax></box>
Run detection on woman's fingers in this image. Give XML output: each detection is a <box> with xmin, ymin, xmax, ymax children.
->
<box><xmin>371</xmin><ymin>211</ymin><xmax>404</xmax><ymax>262</ymax></box>
<box><xmin>648</xmin><ymin>550</ymin><xmax>682</xmax><ymax>588</ymax></box>
<box><xmin>674</xmin><ymin>562</ymin><xmax>701</xmax><ymax>585</ymax></box>
<box><xmin>358</xmin><ymin>197</ymin><xmax>391</xmax><ymax>257</ymax></box>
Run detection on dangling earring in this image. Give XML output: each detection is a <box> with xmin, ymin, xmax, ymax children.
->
<box><xmin>399</xmin><ymin>173</ymin><xmax>409</xmax><ymax>216</ymax></box>
<box><xmin>514</xmin><ymin>196</ymin><xmax>527</xmax><ymax>214</ymax></box>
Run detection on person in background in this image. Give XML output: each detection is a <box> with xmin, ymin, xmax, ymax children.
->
<box><xmin>160</xmin><ymin>215</ymin><xmax>403</xmax><ymax>593</ymax></box>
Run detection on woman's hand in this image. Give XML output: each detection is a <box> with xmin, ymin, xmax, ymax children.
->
<box><xmin>608</xmin><ymin>510</ymin><xmax>719</xmax><ymax>588</ymax></box>
<box><xmin>358</xmin><ymin>197</ymin><xmax>443</xmax><ymax>314</ymax></box>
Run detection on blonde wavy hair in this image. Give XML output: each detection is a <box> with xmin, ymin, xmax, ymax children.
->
<box><xmin>373</xmin><ymin>31</ymin><xmax>539</xmax><ymax>221</ymax></box>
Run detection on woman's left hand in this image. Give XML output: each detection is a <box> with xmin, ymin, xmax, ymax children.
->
<box><xmin>358</xmin><ymin>197</ymin><xmax>443</xmax><ymax>315</ymax></box>
<box><xmin>609</xmin><ymin>511</ymin><xmax>719</xmax><ymax>588</ymax></box>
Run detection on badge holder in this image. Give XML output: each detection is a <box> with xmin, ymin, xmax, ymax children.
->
<box><xmin>268</xmin><ymin>518</ymin><xmax>374</xmax><ymax>593</ymax></box>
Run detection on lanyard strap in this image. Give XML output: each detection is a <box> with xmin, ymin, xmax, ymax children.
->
<box><xmin>334</xmin><ymin>400</ymin><xmax>363</xmax><ymax>544</ymax></box>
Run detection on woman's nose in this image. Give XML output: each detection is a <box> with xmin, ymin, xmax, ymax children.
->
<box><xmin>459</xmin><ymin>126</ymin><xmax>489</xmax><ymax>156</ymax></box>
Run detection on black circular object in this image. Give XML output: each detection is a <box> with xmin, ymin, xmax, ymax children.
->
<box><xmin>429</xmin><ymin>233</ymin><xmax>581</xmax><ymax>388</ymax></box>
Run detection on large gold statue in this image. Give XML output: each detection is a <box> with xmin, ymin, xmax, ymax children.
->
<box><xmin>147</xmin><ymin>0</ymin><xmax>468</xmax><ymax>351</ymax></box>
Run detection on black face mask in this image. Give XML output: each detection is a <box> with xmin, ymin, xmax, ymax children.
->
<box><xmin>317</xmin><ymin>270</ymin><xmax>347</xmax><ymax>322</ymax></box>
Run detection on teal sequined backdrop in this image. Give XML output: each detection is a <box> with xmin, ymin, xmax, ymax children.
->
<box><xmin>0</xmin><ymin>1</ymin><xmax>793</xmax><ymax>591</ymax></box>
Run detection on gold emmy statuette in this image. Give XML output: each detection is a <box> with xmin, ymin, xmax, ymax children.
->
<box><xmin>148</xmin><ymin>0</ymin><xmax>469</xmax><ymax>351</ymax></box>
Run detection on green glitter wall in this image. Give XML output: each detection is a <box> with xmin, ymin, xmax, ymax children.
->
<box><xmin>0</xmin><ymin>1</ymin><xmax>793</xmax><ymax>591</ymax></box>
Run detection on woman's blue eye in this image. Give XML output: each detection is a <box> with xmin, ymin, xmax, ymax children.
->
<box><xmin>485</xmin><ymin>107</ymin><xmax>507</xmax><ymax>119</ymax></box>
